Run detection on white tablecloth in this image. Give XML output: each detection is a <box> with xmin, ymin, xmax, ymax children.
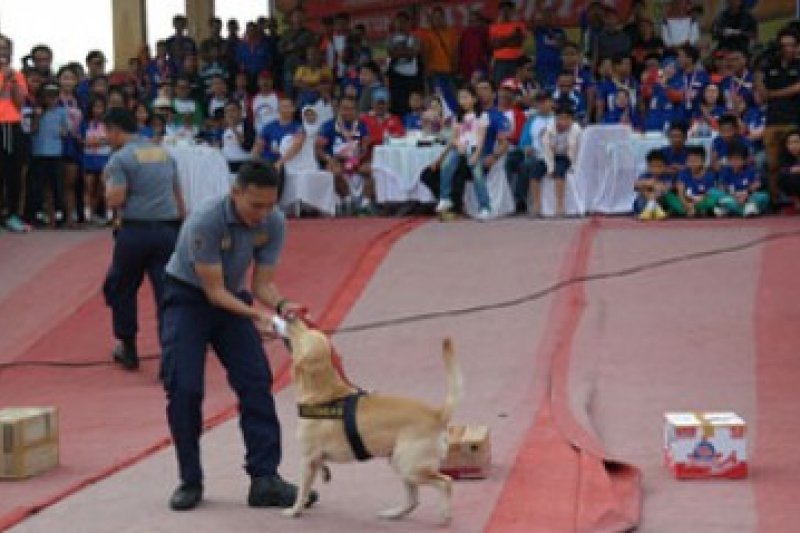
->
<box><xmin>372</xmin><ymin>144</ymin><xmax>442</xmax><ymax>203</ymax></box>
<box><xmin>166</xmin><ymin>145</ymin><xmax>232</xmax><ymax>213</ymax></box>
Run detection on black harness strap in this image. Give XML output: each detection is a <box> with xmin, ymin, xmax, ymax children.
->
<box><xmin>343</xmin><ymin>391</ymin><xmax>372</xmax><ymax>461</ymax></box>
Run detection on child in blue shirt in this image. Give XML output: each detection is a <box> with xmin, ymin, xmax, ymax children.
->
<box><xmin>601</xmin><ymin>89</ymin><xmax>642</xmax><ymax>131</ymax></box>
<box><xmin>675</xmin><ymin>145</ymin><xmax>721</xmax><ymax>217</ymax></box>
<box><xmin>30</xmin><ymin>82</ymin><xmax>68</xmax><ymax>227</ymax></box>
<box><xmin>711</xmin><ymin>114</ymin><xmax>752</xmax><ymax>171</ymax></box>
<box><xmin>403</xmin><ymin>91</ymin><xmax>425</xmax><ymax>131</ymax></box>
<box><xmin>660</xmin><ymin>121</ymin><xmax>690</xmax><ymax>176</ymax></box>
<box><xmin>717</xmin><ymin>141</ymin><xmax>769</xmax><ymax>217</ymax></box>
<box><xmin>634</xmin><ymin>149</ymin><xmax>682</xmax><ymax>220</ymax></box>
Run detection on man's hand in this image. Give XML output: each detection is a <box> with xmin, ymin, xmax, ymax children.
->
<box><xmin>277</xmin><ymin>299</ymin><xmax>304</xmax><ymax>319</ymax></box>
<box><xmin>254</xmin><ymin>312</ymin><xmax>278</xmax><ymax>340</ymax></box>
<box><xmin>483</xmin><ymin>154</ymin><xmax>497</xmax><ymax>169</ymax></box>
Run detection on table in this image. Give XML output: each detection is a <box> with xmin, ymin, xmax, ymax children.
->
<box><xmin>165</xmin><ymin>145</ymin><xmax>232</xmax><ymax>213</ymax></box>
<box><xmin>372</xmin><ymin>144</ymin><xmax>443</xmax><ymax>204</ymax></box>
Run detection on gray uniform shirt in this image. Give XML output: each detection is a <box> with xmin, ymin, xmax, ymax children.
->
<box><xmin>166</xmin><ymin>196</ymin><xmax>285</xmax><ymax>292</ymax></box>
<box><xmin>106</xmin><ymin>137</ymin><xmax>180</xmax><ymax>221</ymax></box>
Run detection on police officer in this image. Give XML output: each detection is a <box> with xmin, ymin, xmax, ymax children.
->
<box><xmin>103</xmin><ymin>108</ymin><xmax>184</xmax><ymax>370</ymax></box>
<box><xmin>161</xmin><ymin>160</ymin><xmax>317</xmax><ymax>511</ymax></box>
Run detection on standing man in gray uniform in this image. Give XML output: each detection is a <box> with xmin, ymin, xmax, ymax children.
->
<box><xmin>103</xmin><ymin>108</ymin><xmax>184</xmax><ymax>371</ymax></box>
<box><xmin>161</xmin><ymin>160</ymin><xmax>317</xmax><ymax>511</ymax></box>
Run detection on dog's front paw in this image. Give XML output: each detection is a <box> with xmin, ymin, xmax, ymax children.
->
<box><xmin>378</xmin><ymin>504</ymin><xmax>415</xmax><ymax>520</ymax></box>
<box><xmin>282</xmin><ymin>506</ymin><xmax>303</xmax><ymax>518</ymax></box>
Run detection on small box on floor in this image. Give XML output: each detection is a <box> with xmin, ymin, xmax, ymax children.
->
<box><xmin>440</xmin><ymin>424</ymin><xmax>491</xmax><ymax>480</ymax></box>
<box><xmin>664</xmin><ymin>412</ymin><xmax>747</xmax><ymax>479</ymax></box>
<box><xmin>0</xmin><ymin>407</ymin><xmax>59</xmax><ymax>479</ymax></box>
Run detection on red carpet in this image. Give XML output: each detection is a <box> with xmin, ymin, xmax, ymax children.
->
<box><xmin>487</xmin><ymin>219</ymin><xmax>642</xmax><ymax>533</ymax></box>
<box><xmin>0</xmin><ymin>218</ymin><xmax>423</xmax><ymax>531</ymax></box>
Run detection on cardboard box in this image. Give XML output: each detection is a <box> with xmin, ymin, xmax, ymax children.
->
<box><xmin>1</xmin><ymin>407</ymin><xmax>59</xmax><ymax>479</ymax></box>
<box><xmin>664</xmin><ymin>412</ymin><xmax>747</xmax><ymax>480</ymax></box>
<box><xmin>440</xmin><ymin>424</ymin><xmax>491</xmax><ymax>479</ymax></box>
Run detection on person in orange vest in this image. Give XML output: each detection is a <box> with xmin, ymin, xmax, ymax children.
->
<box><xmin>489</xmin><ymin>1</ymin><xmax>527</xmax><ymax>86</ymax></box>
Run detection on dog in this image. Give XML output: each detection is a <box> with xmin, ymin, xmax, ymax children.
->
<box><xmin>273</xmin><ymin>315</ymin><xmax>463</xmax><ymax>523</ymax></box>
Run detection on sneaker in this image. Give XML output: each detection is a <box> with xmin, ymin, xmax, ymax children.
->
<box><xmin>638</xmin><ymin>207</ymin><xmax>653</xmax><ymax>221</ymax></box>
<box><xmin>435</xmin><ymin>199</ymin><xmax>453</xmax><ymax>213</ymax></box>
<box><xmin>653</xmin><ymin>205</ymin><xmax>667</xmax><ymax>220</ymax></box>
<box><xmin>248</xmin><ymin>475</ymin><xmax>318</xmax><ymax>509</ymax></box>
<box><xmin>713</xmin><ymin>206</ymin><xmax>727</xmax><ymax>218</ymax></box>
<box><xmin>743</xmin><ymin>202</ymin><xmax>758</xmax><ymax>217</ymax></box>
<box><xmin>112</xmin><ymin>340</ymin><xmax>139</xmax><ymax>370</ymax></box>
<box><xmin>5</xmin><ymin>215</ymin><xmax>30</xmax><ymax>233</ymax></box>
<box><xmin>476</xmin><ymin>208</ymin><xmax>492</xmax><ymax>222</ymax></box>
<box><xmin>169</xmin><ymin>483</ymin><xmax>203</xmax><ymax>511</ymax></box>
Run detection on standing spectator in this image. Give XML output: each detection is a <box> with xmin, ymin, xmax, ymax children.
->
<box><xmin>458</xmin><ymin>8</ymin><xmax>490</xmax><ymax>84</ymax></box>
<box><xmin>514</xmin><ymin>57</ymin><xmax>538</xmax><ymax>109</ymax></box>
<box><xmin>712</xmin><ymin>0</ymin><xmax>757</xmax><ymax>54</ymax></box>
<box><xmin>181</xmin><ymin>54</ymin><xmax>205</xmax><ymax>104</ymax></box>
<box><xmin>357</xmin><ymin>61</ymin><xmax>385</xmax><ymax>114</ymax></box>
<box><xmin>293</xmin><ymin>45</ymin><xmax>333</xmax><ymax>108</ymax></box>
<box><xmin>30</xmin><ymin>82</ymin><xmax>67</xmax><ymax>229</ymax></box>
<box><xmin>237</xmin><ymin>22</ymin><xmax>272</xmax><ymax>94</ymax></box>
<box><xmin>77</xmin><ymin>51</ymin><xmax>107</xmax><ymax>110</ymax></box>
<box><xmin>173</xmin><ymin>75</ymin><xmax>204</xmax><ymax>131</ymax></box>
<box><xmin>166</xmin><ymin>15</ymin><xmax>198</xmax><ymax>74</ymax></box>
<box><xmin>660</xmin><ymin>0</ymin><xmax>700</xmax><ymax>50</ymax></box>
<box><xmin>421</xmin><ymin>6</ymin><xmax>459</xmax><ymax>98</ymax></box>
<box><xmin>278</xmin><ymin>9</ymin><xmax>317</xmax><ymax>97</ymax></box>
<box><xmin>386</xmin><ymin>11</ymin><xmax>423</xmax><ymax>118</ymax></box>
<box><xmin>252</xmin><ymin>72</ymin><xmax>279</xmax><ymax>136</ymax></box>
<box><xmin>560</xmin><ymin>41</ymin><xmax>595</xmax><ymax>107</ymax></box>
<box><xmin>27</xmin><ymin>44</ymin><xmax>54</xmax><ymax>79</ymax></box>
<box><xmin>779</xmin><ymin>130</ymin><xmax>800</xmax><ymax>211</ymax></box>
<box><xmin>81</xmin><ymin>95</ymin><xmax>110</xmax><ymax>224</ymax></box>
<box><xmin>631</xmin><ymin>19</ymin><xmax>665</xmax><ymax>78</ymax></box>
<box><xmin>146</xmin><ymin>41</ymin><xmax>175</xmax><ymax>99</ymax></box>
<box><xmin>720</xmin><ymin>48</ymin><xmax>755</xmax><ymax>111</ymax></box>
<box><xmin>531</xmin><ymin>11</ymin><xmax>566</xmax><ymax>90</ymax></box>
<box><xmin>57</xmin><ymin>65</ymin><xmax>83</xmax><ymax>227</ymax></box>
<box><xmin>199</xmin><ymin>43</ymin><xmax>229</xmax><ymax>96</ymax></box>
<box><xmin>0</xmin><ymin>35</ymin><xmax>30</xmax><ymax>232</ymax></box>
<box><xmin>20</xmin><ymin>68</ymin><xmax>42</xmax><ymax>223</ymax></box>
<box><xmin>580</xmin><ymin>1</ymin><xmax>606</xmax><ymax>60</ymax></box>
<box><xmin>327</xmin><ymin>13</ymin><xmax>351</xmax><ymax>83</ymax></box>
<box><xmin>207</xmin><ymin>75</ymin><xmax>228</xmax><ymax>120</ymax></box>
<box><xmin>593</xmin><ymin>6</ymin><xmax>632</xmax><ymax>64</ymax></box>
<box><xmin>489</xmin><ymin>1</ymin><xmax>526</xmax><ymax>86</ymax></box>
<box><xmin>690</xmin><ymin>84</ymin><xmax>727</xmax><ymax>138</ymax></box>
<box><xmin>200</xmin><ymin>17</ymin><xmax>227</xmax><ymax>64</ymax></box>
<box><xmin>225</xmin><ymin>19</ymin><xmax>242</xmax><ymax>83</ymax></box>
<box><xmin>755</xmin><ymin>28</ymin><xmax>800</xmax><ymax>202</ymax></box>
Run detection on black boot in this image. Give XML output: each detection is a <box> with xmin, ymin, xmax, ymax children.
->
<box><xmin>169</xmin><ymin>483</ymin><xmax>203</xmax><ymax>511</ymax></box>
<box><xmin>112</xmin><ymin>338</ymin><xmax>139</xmax><ymax>370</ymax></box>
<box><xmin>247</xmin><ymin>475</ymin><xmax>318</xmax><ymax>508</ymax></box>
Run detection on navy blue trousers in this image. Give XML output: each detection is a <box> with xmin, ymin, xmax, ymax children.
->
<box><xmin>103</xmin><ymin>223</ymin><xmax>178</xmax><ymax>342</ymax></box>
<box><xmin>161</xmin><ymin>279</ymin><xmax>282</xmax><ymax>485</ymax></box>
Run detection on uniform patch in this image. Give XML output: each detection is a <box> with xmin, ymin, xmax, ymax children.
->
<box><xmin>221</xmin><ymin>235</ymin><xmax>233</xmax><ymax>251</ymax></box>
<box><xmin>253</xmin><ymin>230</ymin><xmax>269</xmax><ymax>247</ymax></box>
<box><xmin>134</xmin><ymin>147</ymin><xmax>168</xmax><ymax>163</ymax></box>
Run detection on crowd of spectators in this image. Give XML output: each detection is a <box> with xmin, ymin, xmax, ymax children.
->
<box><xmin>0</xmin><ymin>0</ymin><xmax>799</xmax><ymax>229</ymax></box>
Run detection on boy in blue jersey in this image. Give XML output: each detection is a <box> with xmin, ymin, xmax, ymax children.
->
<box><xmin>675</xmin><ymin>145</ymin><xmax>722</xmax><ymax>217</ymax></box>
<box><xmin>717</xmin><ymin>141</ymin><xmax>769</xmax><ymax>216</ymax></box>
<box><xmin>660</xmin><ymin>122</ymin><xmax>690</xmax><ymax>176</ymax></box>
<box><xmin>634</xmin><ymin>149</ymin><xmax>682</xmax><ymax>220</ymax></box>
<box><xmin>711</xmin><ymin>114</ymin><xmax>752</xmax><ymax>171</ymax></box>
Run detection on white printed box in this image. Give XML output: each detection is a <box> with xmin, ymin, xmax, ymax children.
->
<box><xmin>664</xmin><ymin>412</ymin><xmax>748</xmax><ymax>479</ymax></box>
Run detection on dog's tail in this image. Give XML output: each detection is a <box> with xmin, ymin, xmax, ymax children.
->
<box><xmin>439</xmin><ymin>338</ymin><xmax>463</xmax><ymax>424</ymax></box>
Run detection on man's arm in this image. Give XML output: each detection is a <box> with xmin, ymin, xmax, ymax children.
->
<box><xmin>104</xmin><ymin>157</ymin><xmax>128</xmax><ymax>209</ymax></box>
<box><xmin>251</xmin><ymin>264</ymin><xmax>285</xmax><ymax>310</ymax></box>
<box><xmin>276</xmin><ymin>132</ymin><xmax>305</xmax><ymax>170</ymax></box>
<box><xmin>195</xmin><ymin>263</ymin><xmax>263</xmax><ymax>320</ymax></box>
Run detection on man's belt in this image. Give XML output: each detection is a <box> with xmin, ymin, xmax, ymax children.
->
<box><xmin>297</xmin><ymin>391</ymin><xmax>372</xmax><ymax>461</ymax></box>
<box><xmin>120</xmin><ymin>219</ymin><xmax>181</xmax><ymax>228</ymax></box>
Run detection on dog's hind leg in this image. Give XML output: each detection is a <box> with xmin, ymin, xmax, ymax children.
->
<box><xmin>377</xmin><ymin>479</ymin><xmax>419</xmax><ymax>520</ymax></box>
<box><xmin>283</xmin><ymin>457</ymin><xmax>321</xmax><ymax>518</ymax></box>
<box><xmin>420</xmin><ymin>470</ymin><xmax>453</xmax><ymax>525</ymax></box>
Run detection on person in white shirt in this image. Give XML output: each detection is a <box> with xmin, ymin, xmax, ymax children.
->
<box><xmin>660</xmin><ymin>1</ymin><xmax>700</xmax><ymax>49</ymax></box>
<box><xmin>221</xmin><ymin>100</ymin><xmax>255</xmax><ymax>173</ymax></box>
<box><xmin>519</xmin><ymin>93</ymin><xmax>556</xmax><ymax>216</ymax></box>
<box><xmin>535</xmin><ymin>103</ymin><xmax>582</xmax><ymax>217</ymax></box>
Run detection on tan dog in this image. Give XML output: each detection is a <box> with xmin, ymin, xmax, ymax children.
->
<box><xmin>276</xmin><ymin>317</ymin><xmax>463</xmax><ymax>522</ymax></box>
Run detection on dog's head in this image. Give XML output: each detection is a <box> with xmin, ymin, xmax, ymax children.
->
<box><xmin>274</xmin><ymin>316</ymin><xmax>353</xmax><ymax>404</ymax></box>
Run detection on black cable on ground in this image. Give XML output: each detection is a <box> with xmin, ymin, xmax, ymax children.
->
<box><xmin>2</xmin><ymin>228</ymin><xmax>798</xmax><ymax>372</ymax></box>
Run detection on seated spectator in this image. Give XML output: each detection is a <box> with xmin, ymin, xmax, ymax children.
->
<box><xmin>231</xmin><ymin>71</ymin><xmax>250</xmax><ymax>113</ymax></box>
<box><xmin>711</xmin><ymin>113</ymin><xmax>752</xmax><ymax>169</ymax></box>
<box><xmin>675</xmin><ymin>145</ymin><xmax>722</xmax><ymax>217</ymax></box>
<box><xmin>642</xmin><ymin>59</ymin><xmax>679</xmax><ymax>132</ymax></box>
<box><xmin>779</xmin><ymin>130</ymin><xmax>800</xmax><ymax>211</ymax></box>
<box><xmin>149</xmin><ymin>113</ymin><xmax>167</xmax><ymax>144</ymax></box>
<box><xmin>711</xmin><ymin>0</ymin><xmax>757</xmax><ymax>53</ymax></box>
<box><xmin>631</xmin><ymin>18</ymin><xmax>664</xmax><ymax>77</ymax></box>
<box><xmin>560</xmin><ymin>41</ymin><xmax>595</xmax><ymax>96</ymax></box>
<box><xmin>553</xmin><ymin>71</ymin><xmax>588</xmax><ymax>125</ymax></box>
<box><xmin>199</xmin><ymin>43</ymin><xmax>229</xmax><ymax>96</ymax></box>
<box><xmin>252</xmin><ymin>71</ymin><xmax>279</xmax><ymax>135</ymax></box>
<box><xmin>311</xmin><ymin>72</ymin><xmax>335</xmax><ymax>125</ymax></box>
<box><xmin>660</xmin><ymin>0</ymin><xmax>700</xmax><ymax>49</ymax></box>
<box><xmin>690</xmin><ymin>84</ymin><xmax>727</xmax><ymax>138</ymax></box>
<box><xmin>742</xmin><ymin>98</ymin><xmax>766</xmax><ymax>174</ymax></box>
<box><xmin>206</xmin><ymin>74</ymin><xmax>228</xmax><ymax>122</ymax></box>
<box><xmin>720</xmin><ymin>48</ymin><xmax>755</xmax><ymax>111</ymax></box>
<box><xmin>133</xmin><ymin>101</ymin><xmax>153</xmax><ymax>138</ymax></box>
<box><xmin>360</xmin><ymin>87</ymin><xmax>405</xmax><ymax>148</ymax></box>
<box><xmin>536</xmin><ymin>103</ymin><xmax>582</xmax><ymax>217</ymax></box>
<box><xmin>601</xmin><ymin>89</ymin><xmax>642</xmax><ymax>130</ymax></box>
<box><xmin>403</xmin><ymin>91</ymin><xmax>426</xmax><ymax>131</ymax></box>
<box><xmin>432</xmin><ymin>85</ymin><xmax>493</xmax><ymax>221</ymax></box>
<box><xmin>514</xmin><ymin>56</ymin><xmax>538</xmax><ymax>109</ymax></box>
<box><xmin>316</xmin><ymin>96</ymin><xmax>373</xmax><ymax>213</ymax></box>
<box><xmin>145</xmin><ymin>40</ymin><xmax>174</xmax><ymax>99</ymax></box>
<box><xmin>594</xmin><ymin>6</ymin><xmax>632</xmax><ymax>63</ymax></box>
<box><xmin>252</xmin><ymin>96</ymin><xmax>304</xmax><ymax>176</ymax></box>
<box><xmin>661</xmin><ymin>121</ymin><xmax>691</xmax><ymax>175</ymax></box>
<box><xmin>294</xmin><ymin>44</ymin><xmax>333</xmax><ymax>108</ymax></box>
<box><xmin>221</xmin><ymin>99</ymin><xmax>256</xmax><ymax>173</ymax></box>
<box><xmin>717</xmin><ymin>141</ymin><xmax>769</xmax><ymax>216</ymax></box>
<box><xmin>519</xmin><ymin>92</ymin><xmax>555</xmax><ymax>217</ymax></box>
<box><xmin>667</xmin><ymin>44</ymin><xmax>710</xmax><ymax>123</ymax></box>
<box><xmin>173</xmin><ymin>75</ymin><xmax>204</xmax><ymax>130</ymax></box>
<box><xmin>596</xmin><ymin>55</ymin><xmax>638</xmax><ymax>121</ymax></box>
<box><xmin>633</xmin><ymin>149</ymin><xmax>676</xmax><ymax>220</ymax></box>
<box><xmin>422</xmin><ymin>96</ymin><xmax>449</xmax><ymax>134</ymax></box>
<box><xmin>357</xmin><ymin>61</ymin><xmax>384</xmax><ymax>114</ymax></box>
<box><xmin>498</xmin><ymin>78</ymin><xmax>529</xmax><ymax>211</ymax></box>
